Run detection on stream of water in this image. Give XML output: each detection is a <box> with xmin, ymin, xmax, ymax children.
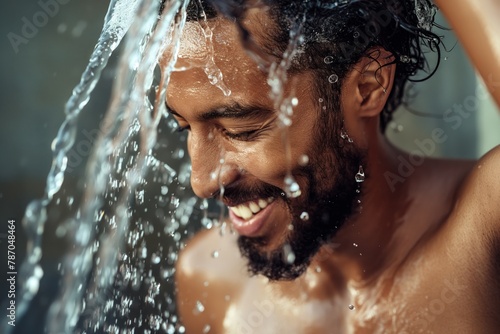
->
<box><xmin>8</xmin><ymin>0</ymin><xmax>306</xmax><ymax>332</ymax></box>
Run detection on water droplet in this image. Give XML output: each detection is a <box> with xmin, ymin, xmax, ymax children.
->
<box><xmin>211</xmin><ymin>250</ymin><xmax>219</xmax><ymax>258</ymax></box>
<box><xmin>353</xmin><ymin>31</ymin><xmax>360</xmax><ymax>38</ymax></box>
<box><xmin>340</xmin><ymin>128</ymin><xmax>353</xmax><ymax>142</ymax></box>
<box><xmin>26</xmin><ymin>276</ymin><xmax>40</xmax><ymax>295</ymax></box>
<box><xmin>355</xmin><ymin>166</ymin><xmax>365</xmax><ymax>183</ymax></box>
<box><xmin>328</xmin><ymin>74</ymin><xmax>339</xmax><ymax>84</ymax></box>
<box><xmin>151</xmin><ymin>253</ymin><xmax>161</xmax><ymax>264</ymax></box>
<box><xmin>315</xmin><ymin>266</ymin><xmax>322</xmax><ymax>273</ymax></box>
<box><xmin>287</xmin><ymin>224</ymin><xmax>294</xmax><ymax>231</ymax></box>
<box><xmin>283</xmin><ymin>244</ymin><xmax>295</xmax><ymax>264</ymax></box>
<box><xmin>291</xmin><ymin>97</ymin><xmax>299</xmax><ymax>106</ymax></box>
<box><xmin>400</xmin><ymin>55</ymin><xmax>410</xmax><ymax>63</ymax></box>
<box><xmin>194</xmin><ymin>300</ymin><xmax>205</xmax><ymax>314</ymax></box>
<box><xmin>135</xmin><ymin>189</ymin><xmax>145</xmax><ymax>204</ymax></box>
<box><xmin>348</xmin><ymin>304</ymin><xmax>355</xmax><ymax>310</ymax></box>
<box><xmin>443</xmin><ymin>56</ymin><xmax>448</xmax><ymax>61</ymax></box>
<box><xmin>203</xmin><ymin>325</ymin><xmax>211</xmax><ymax>333</ymax></box>
<box><xmin>318</xmin><ymin>98</ymin><xmax>324</xmax><ymax>103</ymax></box>
<box><xmin>173</xmin><ymin>148</ymin><xmax>185</xmax><ymax>159</ymax></box>
<box><xmin>284</xmin><ymin>176</ymin><xmax>301</xmax><ymax>198</ymax></box>
<box><xmin>300</xmin><ymin>212</ymin><xmax>309</xmax><ymax>221</ymax></box>
<box><xmin>161</xmin><ymin>186</ymin><xmax>168</xmax><ymax>195</ymax></box>
<box><xmin>353</xmin><ymin>243</ymin><xmax>358</xmax><ymax>247</ymax></box>
<box><xmin>298</xmin><ymin>154</ymin><xmax>309</xmax><ymax>166</ymax></box>
<box><xmin>324</xmin><ymin>56</ymin><xmax>334</xmax><ymax>64</ymax></box>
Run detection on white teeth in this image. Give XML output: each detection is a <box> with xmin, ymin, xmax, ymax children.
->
<box><xmin>231</xmin><ymin>206</ymin><xmax>241</xmax><ymax>217</ymax></box>
<box><xmin>258</xmin><ymin>199</ymin><xmax>268</xmax><ymax>209</ymax></box>
<box><xmin>229</xmin><ymin>197</ymin><xmax>275</xmax><ymax>220</ymax></box>
<box><xmin>249</xmin><ymin>202</ymin><xmax>260</xmax><ymax>213</ymax></box>
<box><xmin>239</xmin><ymin>206</ymin><xmax>253</xmax><ymax>220</ymax></box>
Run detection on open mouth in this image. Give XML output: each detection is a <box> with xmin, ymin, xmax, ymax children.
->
<box><xmin>228</xmin><ymin>197</ymin><xmax>274</xmax><ymax>220</ymax></box>
<box><xmin>227</xmin><ymin>197</ymin><xmax>275</xmax><ymax>236</ymax></box>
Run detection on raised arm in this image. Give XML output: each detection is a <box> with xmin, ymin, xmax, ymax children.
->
<box><xmin>434</xmin><ymin>0</ymin><xmax>500</xmax><ymax>107</ymax></box>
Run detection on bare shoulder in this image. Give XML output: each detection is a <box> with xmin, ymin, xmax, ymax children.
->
<box><xmin>434</xmin><ymin>145</ymin><xmax>500</xmax><ymax>281</ymax></box>
<box><xmin>175</xmin><ymin>226</ymin><xmax>248</xmax><ymax>332</ymax></box>
<box><xmin>453</xmin><ymin>145</ymin><xmax>500</xmax><ymax>238</ymax></box>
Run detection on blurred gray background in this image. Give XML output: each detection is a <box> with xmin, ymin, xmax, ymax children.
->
<box><xmin>0</xmin><ymin>0</ymin><xmax>499</xmax><ymax>332</ymax></box>
<box><xmin>1</xmin><ymin>0</ymin><xmax>111</xmax><ymax>231</ymax></box>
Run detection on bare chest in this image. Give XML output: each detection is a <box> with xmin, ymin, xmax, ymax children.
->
<box><xmin>219</xmin><ymin>258</ymin><xmax>499</xmax><ymax>334</ymax></box>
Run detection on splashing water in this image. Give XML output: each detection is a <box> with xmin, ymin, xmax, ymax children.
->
<box><xmin>9</xmin><ymin>0</ymin><xmax>322</xmax><ymax>332</ymax></box>
<box><xmin>355</xmin><ymin>166</ymin><xmax>365</xmax><ymax>183</ymax></box>
<box><xmin>7</xmin><ymin>0</ymin><xmax>207</xmax><ymax>332</ymax></box>
<box><xmin>267</xmin><ymin>16</ymin><xmax>306</xmax><ymax>199</ymax></box>
<box><xmin>283</xmin><ymin>243</ymin><xmax>296</xmax><ymax>264</ymax></box>
<box><xmin>9</xmin><ymin>0</ymin><xmax>141</xmax><ymax>332</ymax></box>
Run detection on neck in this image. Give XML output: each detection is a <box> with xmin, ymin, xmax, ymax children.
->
<box><xmin>311</xmin><ymin>125</ymin><xmax>431</xmax><ymax>288</ymax></box>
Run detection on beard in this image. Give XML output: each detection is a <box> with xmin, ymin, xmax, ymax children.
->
<box><xmin>235</xmin><ymin>117</ymin><xmax>366</xmax><ymax>281</ymax></box>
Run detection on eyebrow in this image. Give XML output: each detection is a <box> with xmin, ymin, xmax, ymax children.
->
<box><xmin>166</xmin><ymin>102</ymin><xmax>275</xmax><ymax>122</ymax></box>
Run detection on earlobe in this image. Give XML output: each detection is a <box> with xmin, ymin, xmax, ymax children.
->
<box><xmin>355</xmin><ymin>49</ymin><xmax>396</xmax><ymax>118</ymax></box>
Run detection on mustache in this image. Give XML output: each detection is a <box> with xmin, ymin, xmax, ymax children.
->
<box><xmin>212</xmin><ymin>182</ymin><xmax>285</xmax><ymax>206</ymax></box>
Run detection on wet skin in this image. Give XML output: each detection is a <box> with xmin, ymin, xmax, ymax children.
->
<box><xmin>165</xmin><ymin>8</ymin><xmax>500</xmax><ymax>334</ymax></box>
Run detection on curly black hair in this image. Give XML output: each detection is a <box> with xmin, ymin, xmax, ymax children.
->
<box><xmin>160</xmin><ymin>0</ymin><xmax>441</xmax><ymax>132</ymax></box>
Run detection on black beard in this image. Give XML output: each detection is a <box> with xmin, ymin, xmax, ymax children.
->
<box><xmin>237</xmin><ymin>146</ymin><xmax>366</xmax><ymax>281</ymax></box>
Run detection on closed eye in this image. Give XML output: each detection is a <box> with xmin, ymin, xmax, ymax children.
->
<box><xmin>223</xmin><ymin>129</ymin><xmax>260</xmax><ymax>141</ymax></box>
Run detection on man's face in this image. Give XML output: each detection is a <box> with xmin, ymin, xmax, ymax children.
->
<box><xmin>165</xmin><ymin>12</ymin><xmax>364</xmax><ymax>280</ymax></box>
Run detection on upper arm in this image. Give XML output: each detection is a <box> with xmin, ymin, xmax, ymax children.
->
<box><xmin>434</xmin><ymin>0</ymin><xmax>500</xmax><ymax>107</ymax></box>
<box><xmin>451</xmin><ymin>145</ymin><xmax>500</xmax><ymax>244</ymax></box>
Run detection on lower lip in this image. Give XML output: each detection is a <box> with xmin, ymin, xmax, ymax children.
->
<box><xmin>229</xmin><ymin>201</ymin><xmax>276</xmax><ymax>237</ymax></box>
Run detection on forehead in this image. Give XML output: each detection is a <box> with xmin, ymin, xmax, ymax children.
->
<box><xmin>165</xmin><ymin>9</ymin><xmax>286</xmax><ymax>113</ymax></box>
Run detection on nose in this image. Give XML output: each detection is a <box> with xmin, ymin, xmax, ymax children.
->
<box><xmin>188</xmin><ymin>132</ymin><xmax>240</xmax><ymax>199</ymax></box>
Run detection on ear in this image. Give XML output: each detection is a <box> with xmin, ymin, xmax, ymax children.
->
<box><xmin>344</xmin><ymin>48</ymin><xmax>396</xmax><ymax>118</ymax></box>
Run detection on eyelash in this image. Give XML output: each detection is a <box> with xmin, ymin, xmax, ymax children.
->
<box><xmin>176</xmin><ymin>124</ymin><xmax>264</xmax><ymax>142</ymax></box>
<box><xmin>223</xmin><ymin>129</ymin><xmax>260</xmax><ymax>141</ymax></box>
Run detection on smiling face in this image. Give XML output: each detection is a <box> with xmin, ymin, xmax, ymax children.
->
<box><xmin>165</xmin><ymin>12</ymin><xmax>365</xmax><ymax>280</ymax></box>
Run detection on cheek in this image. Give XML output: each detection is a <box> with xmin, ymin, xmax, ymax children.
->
<box><xmin>232</xmin><ymin>143</ymin><xmax>289</xmax><ymax>184</ymax></box>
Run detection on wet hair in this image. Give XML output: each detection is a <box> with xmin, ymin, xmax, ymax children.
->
<box><xmin>160</xmin><ymin>0</ymin><xmax>441</xmax><ymax>131</ymax></box>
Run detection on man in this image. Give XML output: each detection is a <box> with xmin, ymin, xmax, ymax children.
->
<box><xmin>164</xmin><ymin>0</ymin><xmax>500</xmax><ymax>332</ymax></box>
